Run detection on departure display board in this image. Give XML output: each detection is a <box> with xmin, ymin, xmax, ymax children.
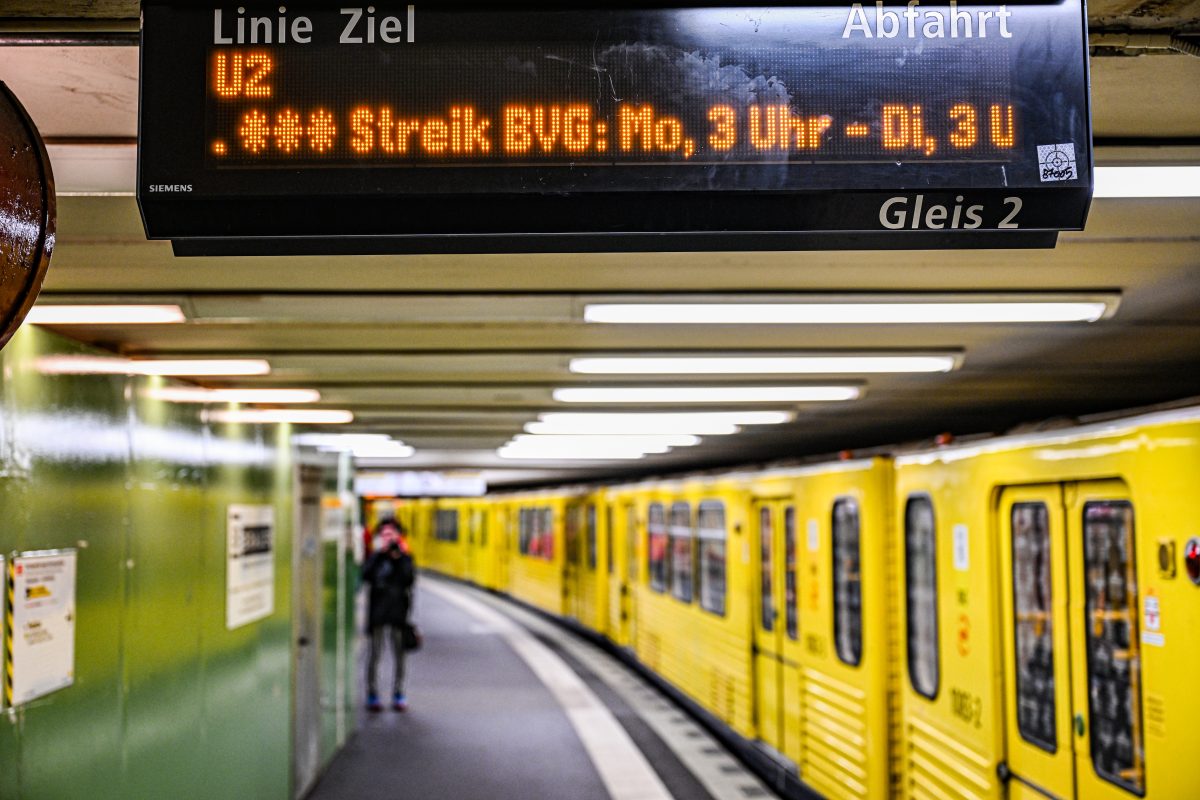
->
<box><xmin>138</xmin><ymin>3</ymin><xmax>1093</xmax><ymax>253</ymax></box>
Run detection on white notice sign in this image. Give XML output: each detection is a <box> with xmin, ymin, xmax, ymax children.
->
<box><xmin>226</xmin><ymin>505</ymin><xmax>275</xmax><ymax>629</ymax></box>
<box><xmin>9</xmin><ymin>550</ymin><xmax>76</xmax><ymax>706</ymax></box>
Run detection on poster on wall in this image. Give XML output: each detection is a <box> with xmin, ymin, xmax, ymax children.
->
<box><xmin>7</xmin><ymin>550</ymin><xmax>77</xmax><ymax>706</ymax></box>
<box><xmin>226</xmin><ymin>505</ymin><xmax>275</xmax><ymax>630</ymax></box>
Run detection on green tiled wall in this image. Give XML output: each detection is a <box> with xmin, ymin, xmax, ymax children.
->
<box><xmin>0</xmin><ymin>325</ymin><xmax>336</xmax><ymax>799</ymax></box>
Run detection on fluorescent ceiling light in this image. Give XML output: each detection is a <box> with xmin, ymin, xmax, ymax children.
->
<box><xmin>295</xmin><ymin>433</ymin><xmax>392</xmax><ymax>447</ymax></box>
<box><xmin>35</xmin><ymin>355</ymin><xmax>139</xmax><ymax>375</ymax></box>
<box><xmin>569</xmin><ymin>355</ymin><xmax>957</xmax><ymax>374</ymax></box>
<box><xmin>528</xmin><ymin>419</ymin><xmax>739</xmax><ymax>435</ymax></box>
<box><xmin>32</xmin><ymin>356</ymin><xmax>272</xmax><ymax>376</ymax></box>
<box><xmin>553</xmin><ymin>386</ymin><xmax>859</xmax><ymax>403</ymax></box>
<box><xmin>26</xmin><ymin>304</ymin><xmax>186</xmax><ymax>325</ymax></box>
<box><xmin>130</xmin><ymin>359</ymin><xmax>271</xmax><ymax>376</ymax></box>
<box><xmin>584</xmin><ymin>300</ymin><xmax>1112</xmax><ymax>325</ymax></box>
<box><xmin>530</xmin><ymin>411</ymin><xmax>793</xmax><ymax>435</ymax></box>
<box><xmin>498</xmin><ymin>445</ymin><xmax>646</xmax><ymax>461</ymax></box>
<box><xmin>144</xmin><ymin>387</ymin><xmax>321</xmax><ymax>404</ymax></box>
<box><xmin>344</xmin><ymin>443</ymin><xmax>415</xmax><ymax>459</ymax></box>
<box><xmin>206</xmin><ymin>409</ymin><xmax>353</xmax><ymax>424</ymax></box>
<box><xmin>300</xmin><ymin>432</ymin><xmax>412</xmax><ymax>458</ymax></box>
<box><xmin>1094</xmin><ymin>166</ymin><xmax>1200</xmax><ymax>198</ymax></box>
<box><xmin>511</xmin><ymin>433</ymin><xmax>701</xmax><ymax>450</ymax></box>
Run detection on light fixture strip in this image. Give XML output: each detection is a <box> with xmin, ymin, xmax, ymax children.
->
<box><xmin>552</xmin><ymin>386</ymin><xmax>860</xmax><ymax>403</ymax></box>
<box><xmin>129</xmin><ymin>359</ymin><xmax>272</xmax><ymax>376</ymax></box>
<box><xmin>145</xmin><ymin>387</ymin><xmax>320</xmax><ymax>404</ymax></box>
<box><xmin>26</xmin><ymin>304</ymin><xmax>187</xmax><ymax>325</ymax></box>
<box><xmin>569</xmin><ymin>354</ymin><xmax>957</xmax><ymax>374</ymax></box>
<box><xmin>1093</xmin><ymin>165</ymin><xmax>1200</xmax><ymax>199</ymax></box>
<box><xmin>583</xmin><ymin>297</ymin><xmax>1117</xmax><ymax>325</ymax></box>
<box><xmin>206</xmin><ymin>409</ymin><xmax>353</xmax><ymax>424</ymax></box>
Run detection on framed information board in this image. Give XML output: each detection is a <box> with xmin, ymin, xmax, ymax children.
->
<box><xmin>226</xmin><ymin>505</ymin><xmax>276</xmax><ymax>629</ymax></box>
<box><xmin>6</xmin><ymin>550</ymin><xmax>77</xmax><ymax>707</ymax></box>
<box><xmin>138</xmin><ymin>2</ymin><xmax>1093</xmax><ymax>253</ymax></box>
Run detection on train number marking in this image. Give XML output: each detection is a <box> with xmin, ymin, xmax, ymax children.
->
<box><xmin>804</xmin><ymin>634</ymin><xmax>827</xmax><ymax>657</ymax></box>
<box><xmin>951</xmin><ymin>688</ymin><xmax>983</xmax><ymax>728</ymax></box>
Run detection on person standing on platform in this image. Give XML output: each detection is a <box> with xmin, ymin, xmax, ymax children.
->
<box><xmin>361</xmin><ymin>519</ymin><xmax>416</xmax><ymax>712</ymax></box>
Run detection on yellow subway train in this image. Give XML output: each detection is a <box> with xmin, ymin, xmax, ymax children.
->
<box><xmin>377</xmin><ymin>405</ymin><xmax>1200</xmax><ymax>800</ymax></box>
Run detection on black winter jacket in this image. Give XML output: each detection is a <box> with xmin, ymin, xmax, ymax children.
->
<box><xmin>361</xmin><ymin>548</ymin><xmax>415</xmax><ymax>630</ymax></box>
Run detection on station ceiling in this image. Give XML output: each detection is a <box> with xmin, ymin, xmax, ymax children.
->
<box><xmin>1</xmin><ymin>4</ymin><xmax>1199</xmax><ymax>487</ymax></box>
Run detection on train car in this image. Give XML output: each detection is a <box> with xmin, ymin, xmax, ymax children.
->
<box><xmin>631</xmin><ymin>474</ymin><xmax>756</xmax><ymax>738</ymax></box>
<box><xmin>406</xmin><ymin>403</ymin><xmax>1200</xmax><ymax>800</ymax></box>
<box><xmin>746</xmin><ymin>458</ymin><xmax>898</xmax><ymax>800</ymax></box>
<box><xmin>893</xmin><ymin>407</ymin><xmax>1200</xmax><ymax>800</ymax></box>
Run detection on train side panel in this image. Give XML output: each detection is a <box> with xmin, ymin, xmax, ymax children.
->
<box><xmin>507</xmin><ymin>494</ymin><xmax>568</xmax><ymax>616</ymax></box>
<box><xmin>634</xmin><ymin>478</ymin><xmax>756</xmax><ymax>738</ymax></box>
<box><xmin>794</xmin><ymin>459</ymin><xmax>897</xmax><ymax>800</ymax></box>
<box><xmin>896</xmin><ymin>410</ymin><xmax>1200</xmax><ymax>800</ymax></box>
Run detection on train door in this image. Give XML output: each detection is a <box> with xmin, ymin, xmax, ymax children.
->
<box><xmin>624</xmin><ymin>502</ymin><xmax>639</xmax><ymax>646</ymax></box>
<box><xmin>564</xmin><ymin>504</ymin><xmax>582</xmax><ymax>620</ymax></box>
<box><xmin>497</xmin><ymin>505</ymin><xmax>511</xmax><ymax>591</ymax></box>
<box><xmin>464</xmin><ymin>506</ymin><xmax>476</xmax><ymax>583</ymax></box>
<box><xmin>752</xmin><ymin>499</ymin><xmax>787</xmax><ymax>752</ymax></box>
<box><xmin>999</xmin><ymin>481</ymin><xmax>1145</xmax><ymax>800</ymax></box>
<box><xmin>605</xmin><ymin>502</ymin><xmax>624</xmax><ymax>642</ymax></box>
<box><xmin>471</xmin><ymin>507</ymin><xmax>485</xmax><ymax>586</ymax></box>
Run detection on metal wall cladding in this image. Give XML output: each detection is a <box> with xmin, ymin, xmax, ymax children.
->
<box><xmin>0</xmin><ymin>325</ymin><xmax>296</xmax><ymax>800</ymax></box>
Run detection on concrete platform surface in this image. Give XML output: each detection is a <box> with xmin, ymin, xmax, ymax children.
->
<box><xmin>307</xmin><ymin>577</ymin><xmax>780</xmax><ymax>800</ymax></box>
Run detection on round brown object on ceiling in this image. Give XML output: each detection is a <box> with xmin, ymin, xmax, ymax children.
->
<box><xmin>0</xmin><ymin>81</ymin><xmax>55</xmax><ymax>351</ymax></box>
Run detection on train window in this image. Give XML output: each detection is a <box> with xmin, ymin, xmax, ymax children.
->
<box><xmin>785</xmin><ymin>506</ymin><xmax>799</xmax><ymax>641</ymax></box>
<box><xmin>521</xmin><ymin>506</ymin><xmax>554</xmax><ymax>560</ymax></box>
<box><xmin>759</xmin><ymin>507</ymin><xmax>774</xmax><ymax>631</ymax></box>
<box><xmin>1082</xmin><ymin>501</ymin><xmax>1144</xmax><ymax>795</ymax></box>
<box><xmin>477</xmin><ymin>510</ymin><xmax>488</xmax><ymax>548</ymax></box>
<box><xmin>566</xmin><ymin>505</ymin><xmax>582</xmax><ymax>565</ymax></box>
<box><xmin>587</xmin><ymin>504</ymin><xmax>598</xmax><ymax>570</ymax></box>
<box><xmin>698</xmin><ymin>501</ymin><xmax>727</xmax><ymax>616</ymax></box>
<box><xmin>1011</xmin><ymin>502</ymin><xmax>1057</xmax><ymax>752</ymax></box>
<box><xmin>905</xmin><ymin>495</ymin><xmax>940</xmax><ymax>699</ymax></box>
<box><xmin>832</xmin><ymin>498</ymin><xmax>863</xmax><ymax>666</ymax></box>
<box><xmin>538</xmin><ymin>507</ymin><xmax>554</xmax><ymax>560</ymax></box>
<box><xmin>606</xmin><ymin>505</ymin><xmax>614</xmax><ymax>575</ymax></box>
<box><xmin>435</xmin><ymin>508</ymin><xmax>459</xmax><ymax>542</ymax></box>
<box><xmin>670</xmin><ymin>502</ymin><xmax>694</xmax><ymax>603</ymax></box>
<box><xmin>627</xmin><ymin>505</ymin><xmax>639</xmax><ymax>583</ymax></box>
<box><xmin>519</xmin><ymin>507</ymin><xmax>531</xmax><ymax>554</ymax></box>
<box><xmin>648</xmin><ymin>503</ymin><xmax>668</xmax><ymax>593</ymax></box>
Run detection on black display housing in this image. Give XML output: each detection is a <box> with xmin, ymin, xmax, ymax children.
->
<box><xmin>138</xmin><ymin>2</ymin><xmax>1093</xmax><ymax>254</ymax></box>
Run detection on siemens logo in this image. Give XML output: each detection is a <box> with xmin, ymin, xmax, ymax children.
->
<box><xmin>147</xmin><ymin>184</ymin><xmax>193</xmax><ymax>192</ymax></box>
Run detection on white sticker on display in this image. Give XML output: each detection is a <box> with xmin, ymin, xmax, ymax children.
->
<box><xmin>9</xmin><ymin>550</ymin><xmax>77</xmax><ymax>706</ymax></box>
<box><xmin>1142</xmin><ymin>632</ymin><xmax>1165</xmax><ymax>648</ymax></box>
<box><xmin>953</xmin><ymin>524</ymin><xmax>970</xmax><ymax>571</ymax></box>
<box><xmin>227</xmin><ymin>505</ymin><xmax>276</xmax><ymax>629</ymax></box>
<box><xmin>807</xmin><ymin>519</ymin><xmax>819</xmax><ymax>552</ymax></box>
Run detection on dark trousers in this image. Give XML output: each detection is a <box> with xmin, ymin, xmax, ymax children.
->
<box><xmin>367</xmin><ymin>625</ymin><xmax>407</xmax><ymax>697</ymax></box>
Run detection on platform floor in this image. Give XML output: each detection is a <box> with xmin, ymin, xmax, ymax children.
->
<box><xmin>307</xmin><ymin>577</ymin><xmax>779</xmax><ymax>800</ymax></box>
